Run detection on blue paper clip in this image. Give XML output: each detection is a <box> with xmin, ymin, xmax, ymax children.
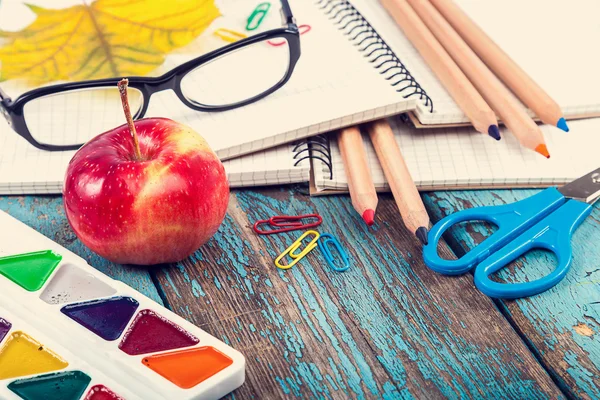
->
<box><xmin>275</xmin><ymin>230</ymin><xmax>320</xmax><ymax>270</ymax></box>
<box><xmin>317</xmin><ymin>233</ymin><xmax>350</xmax><ymax>272</ymax></box>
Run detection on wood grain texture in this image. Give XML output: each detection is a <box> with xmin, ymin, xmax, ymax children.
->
<box><xmin>152</xmin><ymin>188</ymin><xmax>561</xmax><ymax>399</ymax></box>
<box><xmin>0</xmin><ymin>196</ymin><xmax>163</xmax><ymax>305</ymax></box>
<box><xmin>423</xmin><ymin>190</ymin><xmax>600</xmax><ymax>399</ymax></box>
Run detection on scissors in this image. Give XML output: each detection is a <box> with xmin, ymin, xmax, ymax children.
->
<box><xmin>423</xmin><ymin>167</ymin><xmax>600</xmax><ymax>299</ymax></box>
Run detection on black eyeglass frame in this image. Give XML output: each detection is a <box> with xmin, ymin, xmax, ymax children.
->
<box><xmin>0</xmin><ymin>0</ymin><xmax>300</xmax><ymax>151</ymax></box>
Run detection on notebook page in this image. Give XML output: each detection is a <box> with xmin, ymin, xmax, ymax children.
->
<box><xmin>147</xmin><ymin>91</ymin><xmax>310</xmax><ymax>188</ymax></box>
<box><xmin>350</xmin><ymin>0</ymin><xmax>600</xmax><ymax>125</ymax></box>
<box><xmin>349</xmin><ymin>0</ymin><xmax>464</xmax><ymax>124</ymax></box>
<box><xmin>153</xmin><ymin>0</ymin><xmax>413</xmax><ymax>159</ymax></box>
<box><xmin>0</xmin><ymin>0</ymin><xmax>415</xmax><ymax>160</ymax></box>
<box><xmin>0</xmin><ymin>113</ymin><xmax>309</xmax><ymax>195</ymax></box>
<box><xmin>224</xmin><ymin>145</ymin><xmax>310</xmax><ymax>188</ymax></box>
<box><xmin>0</xmin><ymin>138</ymin><xmax>308</xmax><ymax>195</ymax></box>
<box><xmin>314</xmin><ymin>118</ymin><xmax>600</xmax><ymax>192</ymax></box>
<box><xmin>454</xmin><ymin>0</ymin><xmax>600</xmax><ymax>118</ymax></box>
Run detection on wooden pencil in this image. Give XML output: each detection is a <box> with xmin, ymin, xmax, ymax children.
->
<box><xmin>379</xmin><ymin>0</ymin><xmax>500</xmax><ymax>140</ymax></box>
<box><xmin>430</xmin><ymin>0</ymin><xmax>568</xmax><ymax>132</ymax></box>
<box><xmin>366</xmin><ymin>120</ymin><xmax>429</xmax><ymax>245</ymax></box>
<box><xmin>337</xmin><ymin>126</ymin><xmax>378</xmax><ymax>226</ymax></box>
<box><xmin>406</xmin><ymin>0</ymin><xmax>549</xmax><ymax>158</ymax></box>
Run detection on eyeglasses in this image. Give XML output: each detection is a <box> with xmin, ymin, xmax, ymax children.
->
<box><xmin>0</xmin><ymin>0</ymin><xmax>300</xmax><ymax>151</ymax></box>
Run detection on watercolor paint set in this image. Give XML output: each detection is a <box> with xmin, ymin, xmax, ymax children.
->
<box><xmin>0</xmin><ymin>211</ymin><xmax>245</xmax><ymax>400</ymax></box>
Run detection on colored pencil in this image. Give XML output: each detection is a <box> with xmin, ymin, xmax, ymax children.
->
<box><xmin>430</xmin><ymin>0</ymin><xmax>568</xmax><ymax>132</ymax></box>
<box><xmin>337</xmin><ymin>126</ymin><xmax>378</xmax><ymax>226</ymax></box>
<box><xmin>406</xmin><ymin>0</ymin><xmax>549</xmax><ymax>158</ymax></box>
<box><xmin>379</xmin><ymin>0</ymin><xmax>500</xmax><ymax>140</ymax></box>
<box><xmin>366</xmin><ymin>120</ymin><xmax>429</xmax><ymax>245</ymax></box>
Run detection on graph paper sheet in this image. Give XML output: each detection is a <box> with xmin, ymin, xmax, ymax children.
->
<box><xmin>0</xmin><ymin>0</ymin><xmax>414</xmax><ymax>160</ymax></box>
<box><xmin>0</xmin><ymin>141</ymin><xmax>308</xmax><ymax>196</ymax></box>
<box><xmin>0</xmin><ymin>108</ymin><xmax>309</xmax><ymax>195</ymax></box>
<box><xmin>351</xmin><ymin>0</ymin><xmax>600</xmax><ymax>125</ymax></box>
<box><xmin>313</xmin><ymin>117</ymin><xmax>600</xmax><ymax>193</ymax></box>
<box><xmin>150</xmin><ymin>0</ymin><xmax>414</xmax><ymax>159</ymax></box>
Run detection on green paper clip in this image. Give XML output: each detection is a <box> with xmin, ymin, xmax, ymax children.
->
<box><xmin>246</xmin><ymin>2</ymin><xmax>271</xmax><ymax>31</ymax></box>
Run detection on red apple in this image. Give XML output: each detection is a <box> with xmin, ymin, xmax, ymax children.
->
<box><xmin>63</xmin><ymin>80</ymin><xmax>229</xmax><ymax>265</ymax></box>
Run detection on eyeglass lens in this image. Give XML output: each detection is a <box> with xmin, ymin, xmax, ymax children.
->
<box><xmin>23</xmin><ymin>87</ymin><xmax>144</xmax><ymax>146</ymax></box>
<box><xmin>21</xmin><ymin>38</ymin><xmax>290</xmax><ymax>147</ymax></box>
<box><xmin>180</xmin><ymin>38</ymin><xmax>291</xmax><ymax>107</ymax></box>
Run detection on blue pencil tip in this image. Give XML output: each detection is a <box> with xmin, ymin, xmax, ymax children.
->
<box><xmin>488</xmin><ymin>125</ymin><xmax>501</xmax><ymax>141</ymax></box>
<box><xmin>557</xmin><ymin>117</ymin><xmax>569</xmax><ymax>132</ymax></box>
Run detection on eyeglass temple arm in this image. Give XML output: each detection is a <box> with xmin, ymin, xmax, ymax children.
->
<box><xmin>0</xmin><ymin>86</ymin><xmax>11</xmax><ymax>123</ymax></box>
<box><xmin>279</xmin><ymin>0</ymin><xmax>296</xmax><ymax>25</ymax></box>
<box><xmin>0</xmin><ymin>86</ymin><xmax>10</xmax><ymax>103</ymax></box>
<box><xmin>0</xmin><ymin>86</ymin><xmax>11</xmax><ymax>113</ymax></box>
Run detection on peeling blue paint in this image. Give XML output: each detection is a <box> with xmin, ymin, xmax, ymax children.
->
<box><xmin>189</xmin><ymin>279</ymin><xmax>204</xmax><ymax>297</ymax></box>
<box><xmin>424</xmin><ymin>190</ymin><xmax>600</xmax><ymax>399</ymax></box>
<box><xmin>163</xmin><ymin>271</ymin><xmax>181</xmax><ymax>298</ymax></box>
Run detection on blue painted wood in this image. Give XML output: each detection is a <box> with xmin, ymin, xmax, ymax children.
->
<box><xmin>423</xmin><ymin>189</ymin><xmax>600</xmax><ymax>399</ymax></box>
<box><xmin>0</xmin><ymin>196</ymin><xmax>163</xmax><ymax>305</ymax></box>
<box><xmin>152</xmin><ymin>188</ymin><xmax>562</xmax><ymax>399</ymax></box>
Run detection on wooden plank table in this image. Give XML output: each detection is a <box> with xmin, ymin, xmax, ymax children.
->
<box><xmin>1</xmin><ymin>187</ymin><xmax>598</xmax><ymax>399</ymax></box>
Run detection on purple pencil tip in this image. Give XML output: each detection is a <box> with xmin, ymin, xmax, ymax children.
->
<box><xmin>488</xmin><ymin>125</ymin><xmax>501</xmax><ymax>141</ymax></box>
<box><xmin>416</xmin><ymin>226</ymin><xmax>428</xmax><ymax>245</ymax></box>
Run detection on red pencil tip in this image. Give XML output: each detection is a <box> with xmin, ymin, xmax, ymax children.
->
<box><xmin>362</xmin><ymin>209</ymin><xmax>375</xmax><ymax>226</ymax></box>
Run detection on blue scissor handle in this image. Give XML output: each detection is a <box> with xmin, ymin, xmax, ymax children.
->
<box><xmin>423</xmin><ymin>188</ymin><xmax>566</xmax><ymax>275</ymax></box>
<box><xmin>474</xmin><ymin>199</ymin><xmax>592</xmax><ymax>298</ymax></box>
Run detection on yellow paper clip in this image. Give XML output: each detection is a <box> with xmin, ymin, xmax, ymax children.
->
<box><xmin>213</xmin><ymin>28</ymin><xmax>247</xmax><ymax>43</ymax></box>
<box><xmin>275</xmin><ymin>230</ymin><xmax>320</xmax><ymax>270</ymax></box>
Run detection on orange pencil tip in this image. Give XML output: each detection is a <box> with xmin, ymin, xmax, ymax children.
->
<box><xmin>535</xmin><ymin>144</ymin><xmax>550</xmax><ymax>159</ymax></box>
<box><xmin>362</xmin><ymin>209</ymin><xmax>375</xmax><ymax>226</ymax></box>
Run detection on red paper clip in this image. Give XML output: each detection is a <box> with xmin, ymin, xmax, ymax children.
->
<box><xmin>268</xmin><ymin>24</ymin><xmax>311</xmax><ymax>46</ymax></box>
<box><xmin>253</xmin><ymin>214</ymin><xmax>323</xmax><ymax>235</ymax></box>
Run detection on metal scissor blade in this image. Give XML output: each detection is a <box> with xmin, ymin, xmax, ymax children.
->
<box><xmin>559</xmin><ymin>167</ymin><xmax>600</xmax><ymax>204</ymax></box>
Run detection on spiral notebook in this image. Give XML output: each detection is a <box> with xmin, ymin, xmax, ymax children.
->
<box><xmin>0</xmin><ymin>0</ymin><xmax>422</xmax><ymax>161</ymax></box>
<box><xmin>0</xmin><ymin>0</ymin><xmax>427</xmax><ymax>195</ymax></box>
<box><xmin>0</xmin><ymin>92</ymin><xmax>311</xmax><ymax>194</ymax></box>
<box><xmin>346</xmin><ymin>0</ymin><xmax>600</xmax><ymax>126</ymax></box>
<box><xmin>152</xmin><ymin>0</ymin><xmax>422</xmax><ymax>160</ymax></box>
<box><xmin>0</xmin><ymin>141</ymin><xmax>310</xmax><ymax>195</ymax></box>
<box><xmin>311</xmin><ymin>117</ymin><xmax>600</xmax><ymax>194</ymax></box>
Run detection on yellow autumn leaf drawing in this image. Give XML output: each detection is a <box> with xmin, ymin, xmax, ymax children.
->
<box><xmin>0</xmin><ymin>0</ymin><xmax>220</xmax><ymax>84</ymax></box>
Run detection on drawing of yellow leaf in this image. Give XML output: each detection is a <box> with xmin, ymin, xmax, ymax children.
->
<box><xmin>0</xmin><ymin>0</ymin><xmax>220</xmax><ymax>85</ymax></box>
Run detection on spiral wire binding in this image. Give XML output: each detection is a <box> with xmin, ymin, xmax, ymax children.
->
<box><xmin>316</xmin><ymin>0</ymin><xmax>433</xmax><ymax>112</ymax></box>
<box><xmin>293</xmin><ymin>1</ymin><xmax>433</xmax><ymax>182</ymax></box>
<box><xmin>292</xmin><ymin>136</ymin><xmax>333</xmax><ymax>180</ymax></box>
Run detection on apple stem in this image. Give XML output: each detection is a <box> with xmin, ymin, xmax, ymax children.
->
<box><xmin>118</xmin><ymin>78</ymin><xmax>142</xmax><ymax>161</ymax></box>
